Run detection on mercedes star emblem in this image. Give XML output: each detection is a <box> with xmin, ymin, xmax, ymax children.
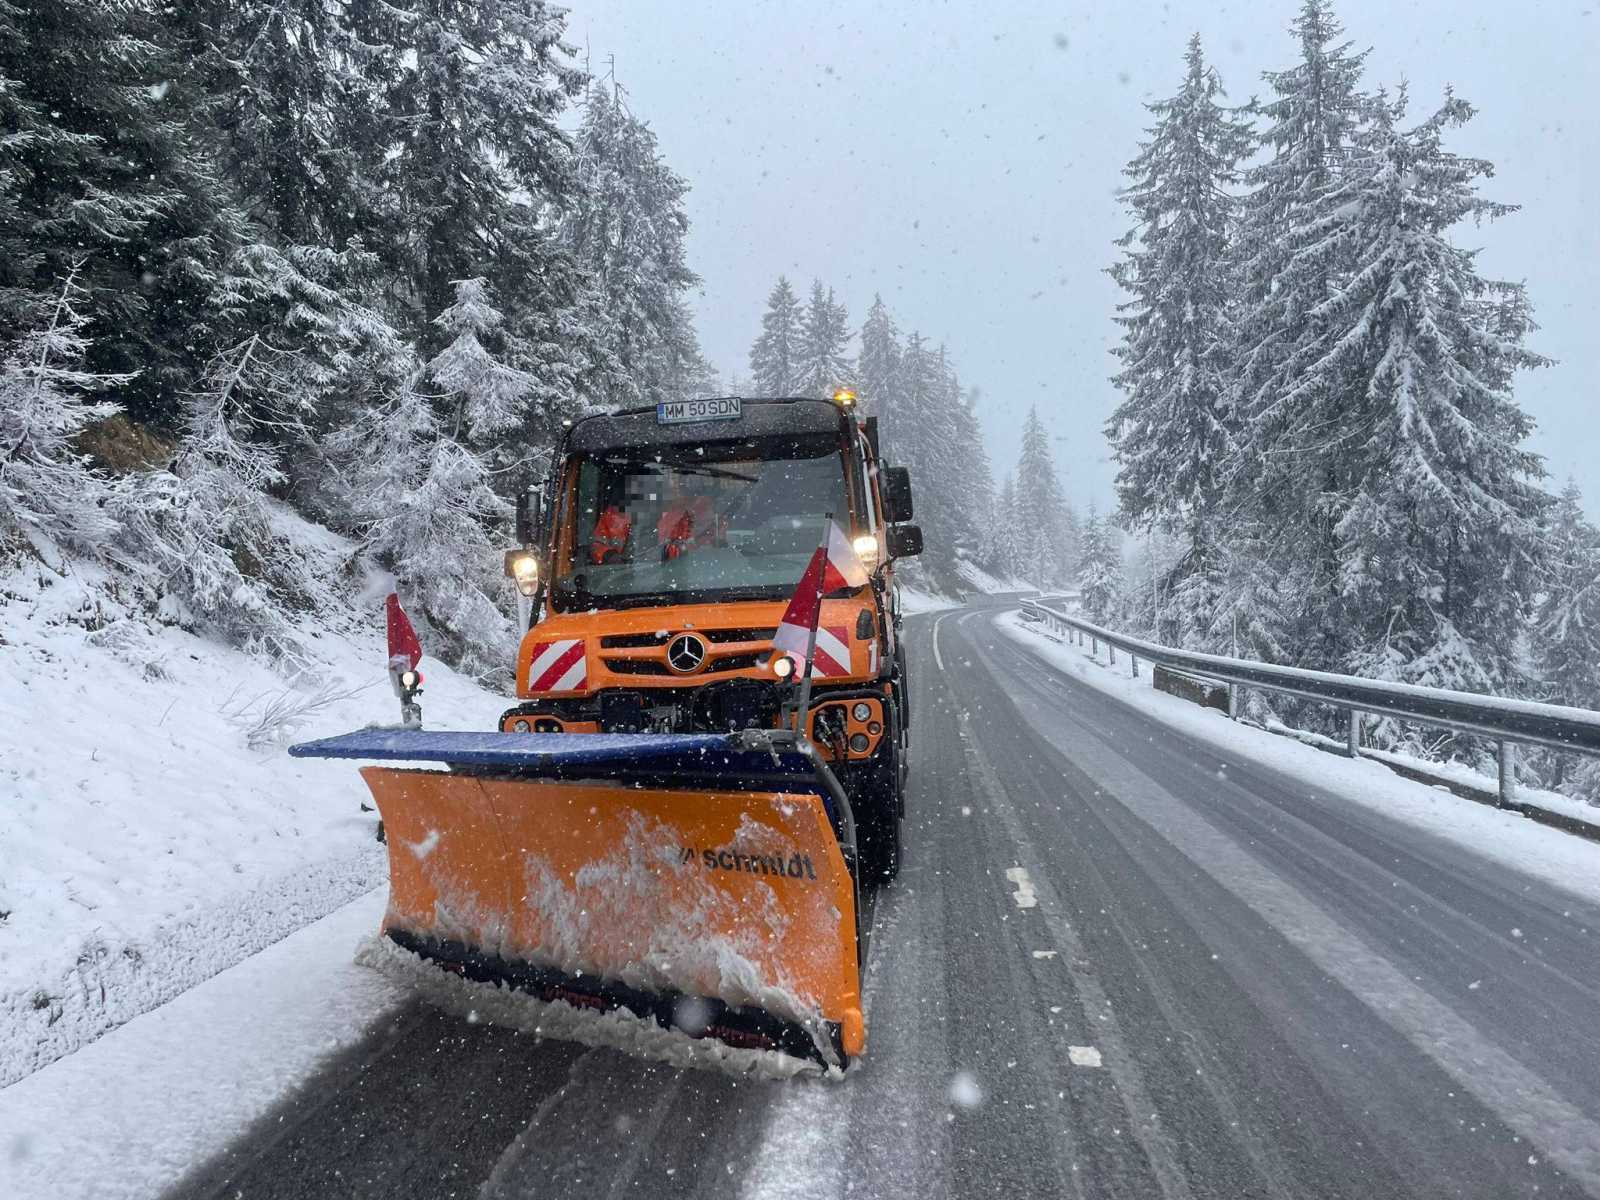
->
<box><xmin>666</xmin><ymin>633</ymin><xmax>708</xmax><ymax>674</ymax></box>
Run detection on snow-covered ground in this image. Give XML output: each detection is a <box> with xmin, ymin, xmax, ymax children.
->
<box><xmin>0</xmin><ymin>889</ymin><xmax>402</xmax><ymax>1200</ymax></box>
<box><xmin>997</xmin><ymin>611</ymin><xmax>1600</xmax><ymax>908</ymax></box>
<box><xmin>897</xmin><ymin>586</ymin><xmax>958</xmax><ymax>615</ymax></box>
<box><xmin>954</xmin><ymin>559</ymin><xmax>1037</xmax><ymax>595</ymax></box>
<box><xmin>0</xmin><ymin>563</ymin><xmax>506</xmax><ymax>1086</ymax></box>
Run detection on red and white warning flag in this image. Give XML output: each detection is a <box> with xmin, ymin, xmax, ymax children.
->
<box><xmin>773</xmin><ymin>549</ymin><xmax>826</xmax><ymax>663</ymax></box>
<box><xmin>772</xmin><ymin>520</ymin><xmax>867</xmax><ymax>670</ymax></box>
<box><xmin>385</xmin><ymin>592</ymin><xmax>423</xmax><ymax>672</ymax></box>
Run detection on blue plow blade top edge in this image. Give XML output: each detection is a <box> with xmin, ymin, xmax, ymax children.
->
<box><xmin>286</xmin><ymin>727</ymin><xmax>820</xmax><ymax>776</ymax></box>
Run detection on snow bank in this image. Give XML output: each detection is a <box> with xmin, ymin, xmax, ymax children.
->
<box><xmin>0</xmin><ymin>563</ymin><xmax>506</xmax><ymax>1085</ymax></box>
<box><xmin>954</xmin><ymin>559</ymin><xmax>1037</xmax><ymax>595</ymax></box>
<box><xmin>0</xmin><ymin>890</ymin><xmax>403</xmax><ymax>1200</ymax></box>
<box><xmin>897</xmin><ymin>586</ymin><xmax>958</xmax><ymax>615</ymax></box>
<box><xmin>996</xmin><ymin>611</ymin><xmax>1600</xmax><ymax>908</ymax></box>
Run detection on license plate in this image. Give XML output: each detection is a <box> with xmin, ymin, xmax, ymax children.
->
<box><xmin>656</xmin><ymin>397</ymin><xmax>742</xmax><ymax>425</ymax></box>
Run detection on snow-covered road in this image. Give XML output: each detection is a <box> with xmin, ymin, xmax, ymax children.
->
<box><xmin>9</xmin><ymin>601</ymin><xmax>1600</xmax><ymax>1199</ymax></box>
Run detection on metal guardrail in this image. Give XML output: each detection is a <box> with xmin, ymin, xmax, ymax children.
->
<box><xmin>1021</xmin><ymin>597</ymin><xmax>1600</xmax><ymax>807</ymax></box>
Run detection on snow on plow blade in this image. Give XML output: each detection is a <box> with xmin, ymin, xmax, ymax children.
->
<box><xmin>289</xmin><ymin>730</ymin><xmax>864</xmax><ymax>1068</ymax></box>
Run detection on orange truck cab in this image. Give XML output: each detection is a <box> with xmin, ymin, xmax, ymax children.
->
<box><xmin>501</xmin><ymin>394</ymin><xmax>922</xmax><ymax>880</ymax></box>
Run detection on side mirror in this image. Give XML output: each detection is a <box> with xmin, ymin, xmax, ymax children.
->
<box><xmin>886</xmin><ymin>524</ymin><xmax>923</xmax><ymax>559</ymax></box>
<box><xmin>881</xmin><ymin>466</ymin><xmax>913</xmax><ymax>523</ymax></box>
<box><xmin>515</xmin><ymin>484</ymin><xmax>543</xmax><ymax>546</ymax></box>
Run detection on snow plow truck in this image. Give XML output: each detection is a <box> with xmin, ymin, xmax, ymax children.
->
<box><xmin>291</xmin><ymin>392</ymin><xmax>922</xmax><ymax>1070</ymax></box>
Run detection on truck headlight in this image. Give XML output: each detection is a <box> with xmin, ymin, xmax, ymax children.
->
<box><xmin>505</xmin><ymin>550</ymin><xmax>539</xmax><ymax>596</ymax></box>
<box><xmin>853</xmin><ymin>535</ymin><xmax>880</xmax><ymax>571</ymax></box>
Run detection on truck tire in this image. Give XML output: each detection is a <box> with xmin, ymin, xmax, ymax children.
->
<box><xmin>849</xmin><ymin>740</ymin><xmax>903</xmax><ymax>883</ymax></box>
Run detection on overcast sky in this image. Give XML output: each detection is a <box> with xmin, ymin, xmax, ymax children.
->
<box><xmin>563</xmin><ymin>1</ymin><xmax>1599</xmax><ymax>515</ymax></box>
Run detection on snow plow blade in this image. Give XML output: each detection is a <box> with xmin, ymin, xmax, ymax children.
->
<box><xmin>289</xmin><ymin>730</ymin><xmax>864</xmax><ymax>1068</ymax></box>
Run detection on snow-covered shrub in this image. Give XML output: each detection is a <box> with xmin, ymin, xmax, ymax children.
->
<box><xmin>108</xmin><ymin>337</ymin><xmax>352</xmax><ymax>667</ymax></box>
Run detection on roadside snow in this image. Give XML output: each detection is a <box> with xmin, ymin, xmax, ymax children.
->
<box><xmin>996</xmin><ymin>611</ymin><xmax>1600</xmax><ymax>909</ymax></box>
<box><xmin>0</xmin><ymin>564</ymin><xmax>507</xmax><ymax>1085</ymax></box>
<box><xmin>897</xmin><ymin>586</ymin><xmax>958</xmax><ymax>615</ymax></box>
<box><xmin>954</xmin><ymin>560</ymin><xmax>1037</xmax><ymax>595</ymax></box>
<box><xmin>0</xmin><ymin>889</ymin><xmax>403</xmax><ymax>1200</ymax></box>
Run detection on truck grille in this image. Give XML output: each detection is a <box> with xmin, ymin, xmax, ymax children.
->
<box><xmin>599</xmin><ymin>628</ymin><xmax>775</xmax><ymax>650</ymax></box>
<box><xmin>602</xmin><ymin>652</ymin><xmax>765</xmax><ymax>678</ymax></box>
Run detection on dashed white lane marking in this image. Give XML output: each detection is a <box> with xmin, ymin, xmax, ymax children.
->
<box><xmin>1004</xmin><ymin>867</ymin><xmax>1038</xmax><ymax>909</ymax></box>
<box><xmin>1031</xmin><ymin>950</ymin><xmax>1057</xmax><ymax>960</ymax></box>
<box><xmin>1068</xmin><ymin>1046</ymin><xmax>1104</xmax><ymax>1068</ymax></box>
<box><xmin>959</xmin><ymin>712</ymin><xmax>1196</xmax><ymax>1200</ymax></box>
<box><xmin>971</xmin><ymin>643</ymin><xmax>1600</xmax><ymax>1195</ymax></box>
<box><xmin>931</xmin><ymin>612</ymin><xmax>950</xmax><ymax>672</ymax></box>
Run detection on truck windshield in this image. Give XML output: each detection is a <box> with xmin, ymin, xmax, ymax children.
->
<box><xmin>551</xmin><ymin>432</ymin><xmax>856</xmax><ymax>610</ymax></box>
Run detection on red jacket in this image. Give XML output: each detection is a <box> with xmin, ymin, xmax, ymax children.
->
<box><xmin>590</xmin><ymin>506</ymin><xmax>632</xmax><ymax>564</ymax></box>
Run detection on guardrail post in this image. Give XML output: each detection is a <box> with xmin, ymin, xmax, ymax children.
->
<box><xmin>1346</xmin><ymin>709</ymin><xmax>1361</xmax><ymax>758</ymax></box>
<box><xmin>1091</xmin><ymin>635</ymin><xmax>1099</xmax><ymax>657</ymax></box>
<box><xmin>1109</xmin><ymin>645</ymin><xmax>1117</xmax><ymax>666</ymax></box>
<box><xmin>1227</xmin><ymin>684</ymin><xmax>1239</xmax><ymax>720</ymax></box>
<box><xmin>1498</xmin><ymin>742</ymin><xmax>1516</xmax><ymax>807</ymax></box>
<box><xmin>1130</xmin><ymin>653</ymin><xmax>1138</xmax><ymax>678</ymax></box>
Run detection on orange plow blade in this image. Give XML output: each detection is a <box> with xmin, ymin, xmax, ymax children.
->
<box><xmin>289</xmin><ymin>730</ymin><xmax>865</xmax><ymax>1068</ymax></box>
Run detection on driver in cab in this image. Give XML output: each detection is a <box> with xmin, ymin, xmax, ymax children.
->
<box><xmin>656</xmin><ymin>474</ymin><xmax>723</xmax><ymax>561</ymax></box>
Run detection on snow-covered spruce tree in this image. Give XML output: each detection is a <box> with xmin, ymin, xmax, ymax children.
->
<box><xmin>855</xmin><ymin>294</ymin><xmax>901</xmax><ymax>420</ymax></box>
<box><xmin>1529</xmin><ymin>482</ymin><xmax>1600</xmax><ymax>794</ymax></box>
<box><xmin>1231</xmin><ymin>0</ymin><xmax>1369</xmax><ymax>429</ymax></box>
<box><xmin>561</xmin><ymin>82</ymin><xmax>701</xmax><ymax>409</ymax></box>
<box><xmin>0</xmin><ymin>0</ymin><xmax>63</xmax><ymax>328</ymax></box>
<box><xmin>166</xmin><ymin>0</ymin><xmax>411</xmax><ymax>513</ymax></box>
<box><xmin>330</xmin><ymin>374</ymin><xmax>515</xmax><ymax>679</ymax></box>
<box><xmin>1014</xmin><ymin>407</ymin><xmax>1073</xmax><ymax>588</ymax></box>
<box><xmin>427</xmin><ymin>277</ymin><xmax>535</xmax><ymax>467</ymax></box>
<box><xmin>883</xmin><ymin>335</ymin><xmax>972</xmax><ymax>592</ymax></box>
<box><xmin>364</xmin><ymin>0</ymin><xmax>591</xmax><ymax>450</ymax></box>
<box><xmin>991</xmin><ymin>474</ymin><xmax>1022</xmax><ymax>583</ymax></box>
<box><xmin>654</xmin><ymin>301</ymin><xmax>722</xmax><ymax>401</ymax></box>
<box><xmin>928</xmin><ymin>349</ymin><xmax>971</xmax><ymax>577</ymax></box>
<box><xmin>932</xmin><ymin>365</ymin><xmax>998</xmax><ymax>580</ymax></box>
<box><xmin>749</xmin><ymin>277</ymin><xmax>802</xmax><ymax>395</ymax></box>
<box><xmin>167</xmin><ymin>0</ymin><xmax>390</xmax><ymax>254</ymax></box>
<box><xmin>1291</xmin><ymin>91</ymin><xmax>1549</xmax><ymax>715</ymax></box>
<box><xmin>0</xmin><ymin>268</ymin><xmax>126</xmax><ymax>556</ymax></box>
<box><xmin>796</xmin><ymin>280</ymin><xmax>852</xmax><ymax>399</ymax></box>
<box><xmin>0</xmin><ymin>0</ymin><xmax>251</xmax><ymax>426</ymax></box>
<box><xmin>1077</xmin><ymin>505</ymin><xmax>1125</xmax><ymax>625</ymax></box>
<box><xmin>1226</xmin><ymin>1</ymin><xmax>1370</xmax><ymax>665</ymax></box>
<box><xmin>207</xmin><ymin>240</ymin><xmax>414</xmax><ymax>527</ymax></box>
<box><xmin>954</xmin><ymin>386</ymin><xmax>999</xmax><ymax>575</ymax></box>
<box><xmin>1106</xmin><ymin>33</ymin><xmax>1254</xmax><ymax>649</ymax></box>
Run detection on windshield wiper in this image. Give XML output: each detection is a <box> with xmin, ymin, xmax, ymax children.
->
<box><xmin>597</xmin><ymin>460</ymin><xmax>759</xmax><ymax>483</ymax></box>
<box><xmin>673</xmin><ymin>464</ymin><xmax>758</xmax><ymax>482</ymax></box>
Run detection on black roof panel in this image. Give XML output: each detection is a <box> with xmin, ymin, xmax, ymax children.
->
<box><xmin>567</xmin><ymin>398</ymin><xmax>847</xmax><ymax>454</ymax></box>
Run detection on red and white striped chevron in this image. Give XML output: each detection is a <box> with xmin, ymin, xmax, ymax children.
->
<box><xmin>527</xmin><ymin>638</ymin><xmax>588</xmax><ymax>692</ymax></box>
<box><xmin>809</xmin><ymin>626</ymin><xmax>852</xmax><ymax>678</ymax></box>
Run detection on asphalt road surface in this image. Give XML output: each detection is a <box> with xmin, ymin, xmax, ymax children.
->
<box><xmin>167</xmin><ymin>603</ymin><xmax>1600</xmax><ymax>1200</ymax></box>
